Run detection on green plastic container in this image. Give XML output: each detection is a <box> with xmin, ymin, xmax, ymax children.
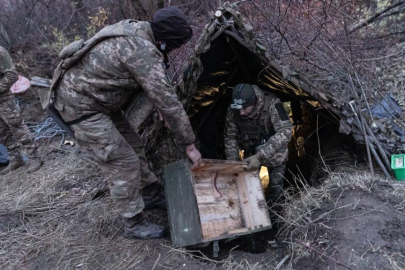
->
<box><xmin>391</xmin><ymin>154</ymin><xmax>405</xmax><ymax>180</ymax></box>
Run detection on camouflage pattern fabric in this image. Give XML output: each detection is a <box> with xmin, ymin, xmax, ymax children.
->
<box><xmin>0</xmin><ymin>46</ymin><xmax>18</xmax><ymax>94</ymax></box>
<box><xmin>0</xmin><ymin>46</ymin><xmax>37</xmax><ymax>159</ymax></box>
<box><xmin>112</xmin><ymin>112</ymin><xmax>157</xmax><ymax>186</ymax></box>
<box><xmin>266</xmin><ymin>164</ymin><xmax>286</xmax><ymax>203</ymax></box>
<box><xmin>224</xmin><ymin>85</ymin><xmax>292</xmax><ymax>201</ymax></box>
<box><xmin>53</xmin><ymin>21</ymin><xmax>195</xmax><ymax>218</ymax></box>
<box><xmin>59</xmin><ymin>103</ymin><xmax>157</xmax><ymax>217</ymax></box>
<box><xmin>54</xmin><ymin>21</ymin><xmax>194</xmax><ymax>146</ymax></box>
<box><xmin>224</xmin><ymin>85</ymin><xmax>292</xmax><ymax>166</ymax></box>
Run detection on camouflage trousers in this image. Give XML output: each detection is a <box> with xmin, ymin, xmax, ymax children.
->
<box><xmin>0</xmin><ymin>93</ymin><xmax>37</xmax><ymax>159</ymax></box>
<box><xmin>58</xmin><ymin>103</ymin><xmax>157</xmax><ymax>218</ymax></box>
<box><xmin>266</xmin><ymin>164</ymin><xmax>286</xmax><ymax>204</ymax></box>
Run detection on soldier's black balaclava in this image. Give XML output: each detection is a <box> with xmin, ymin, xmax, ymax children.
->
<box><xmin>151</xmin><ymin>7</ymin><xmax>193</xmax><ymax>53</ymax></box>
<box><xmin>230</xmin><ymin>83</ymin><xmax>257</xmax><ymax>110</ymax></box>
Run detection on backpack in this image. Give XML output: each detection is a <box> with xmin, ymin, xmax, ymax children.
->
<box><xmin>39</xmin><ymin>20</ymin><xmax>151</xmax><ymax>110</ymax></box>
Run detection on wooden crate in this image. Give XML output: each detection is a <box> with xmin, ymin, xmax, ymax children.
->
<box><xmin>163</xmin><ymin>159</ymin><xmax>272</xmax><ymax>247</ymax></box>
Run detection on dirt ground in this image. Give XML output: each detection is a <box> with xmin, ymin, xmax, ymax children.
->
<box><xmin>292</xmin><ymin>187</ymin><xmax>405</xmax><ymax>270</ymax></box>
<box><xmin>1</xmin><ymin>90</ymin><xmax>405</xmax><ymax>270</ymax></box>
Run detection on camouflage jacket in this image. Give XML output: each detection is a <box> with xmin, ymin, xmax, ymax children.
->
<box><xmin>224</xmin><ymin>85</ymin><xmax>292</xmax><ymax>167</ymax></box>
<box><xmin>0</xmin><ymin>46</ymin><xmax>18</xmax><ymax>96</ymax></box>
<box><xmin>54</xmin><ymin>21</ymin><xmax>195</xmax><ymax>145</ymax></box>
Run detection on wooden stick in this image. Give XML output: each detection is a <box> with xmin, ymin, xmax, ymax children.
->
<box><xmin>349</xmin><ymin>101</ymin><xmax>373</xmax><ymax>176</ymax></box>
<box><xmin>367</xmin><ymin>140</ymin><xmax>391</xmax><ymax>179</ymax></box>
<box><xmin>349</xmin><ymin>102</ymin><xmax>391</xmax><ymax>178</ymax></box>
<box><xmin>356</xmin><ymin>107</ymin><xmax>392</xmax><ymax>178</ymax></box>
<box><xmin>360</xmin><ymin>114</ymin><xmax>374</xmax><ymax>176</ymax></box>
<box><xmin>349</xmin><ymin>1</ymin><xmax>405</xmax><ymax>33</ymax></box>
<box><xmin>151</xmin><ymin>254</ymin><xmax>161</xmax><ymax>270</ymax></box>
<box><xmin>363</xmin><ymin>122</ymin><xmax>391</xmax><ymax>169</ymax></box>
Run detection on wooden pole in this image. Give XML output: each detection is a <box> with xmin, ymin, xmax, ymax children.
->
<box><xmin>349</xmin><ymin>101</ymin><xmax>374</xmax><ymax>176</ymax></box>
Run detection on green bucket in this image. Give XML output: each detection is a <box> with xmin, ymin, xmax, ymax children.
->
<box><xmin>391</xmin><ymin>154</ymin><xmax>405</xmax><ymax>181</ymax></box>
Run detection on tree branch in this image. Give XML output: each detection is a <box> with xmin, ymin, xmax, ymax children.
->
<box><xmin>349</xmin><ymin>1</ymin><xmax>405</xmax><ymax>33</ymax></box>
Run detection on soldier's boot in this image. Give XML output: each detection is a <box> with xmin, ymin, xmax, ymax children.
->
<box><xmin>0</xmin><ymin>155</ymin><xmax>24</xmax><ymax>175</ymax></box>
<box><xmin>142</xmin><ymin>182</ymin><xmax>166</xmax><ymax>210</ymax></box>
<box><xmin>27</xmin><ymin>158</ymin><xmax>43</xmax><ymax>173</ymax></box>
<box><xmin>123</xmin><ymin>213</ymin><xmax>166</xmax><ymax>240</ymax></box>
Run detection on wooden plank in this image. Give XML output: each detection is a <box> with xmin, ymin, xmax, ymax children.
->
<box><xmin>217</xmin><ymin>165</ymin><xmax>247</xmax><ymax>174</ymax></box>
<box><xmin>200</xmin><ymin>208</ymin><xmax>243</xmax><ymax>239</ymax></box>
<box><xmin>192</xmin><ymin>159</ymin><xmax>247</xmax><ymax>173</ymax></box>
<box><xmin>163</xmin><ymin>158</ymin><xmax>271</xmax><ymax>246</ymax></box>
<box><xmin>196</xmin><ymin>195</ymin><xmax>215</xmax><ymax>204</ymax></box>
<box><xmin>202</xmin><ymin>225</ymin><xmax>273</xmax><ymax>242</ymax></box>
<box><xmin>194</xmin><ymin>164</ymin><xmax>247</xmax><ymax>174</ymax></box>
<box><xmin>200</xmin><ymin>158</ymin><xmax>246</xmax><ymax>165</ymax></box>
<box><xmin>193</xmin><ymin>163</ymin><xmax>231</xmax><ymax>172</ymax></box>
<box><xmin>237</xmin><ymin>171</ymin><xmax>272</xmax><ymax>228</ymax></box>
<box><xmin>211</xmin><ymin>172</ymin><xmax>222</xmax><ymax>199</ymax></box>
<box><xmin>235</xmin><ymin>173</ymin><xmax>255</xmax><ymax>227</ymax></box>
<box><xmin>193</xmin><ymin>171</ymin><xmax>244</xmax><ymax>239</ymax></box>
<box><xmin>163</xmin><ymin>159</ymin><xmax>203</xmax><ymax>247</ymax></box>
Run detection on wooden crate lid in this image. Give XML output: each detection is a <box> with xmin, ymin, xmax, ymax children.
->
<box><xmin>192</xmin><ymin>159</ymin><xmax>248</xmax><ymax>174</ymax></box>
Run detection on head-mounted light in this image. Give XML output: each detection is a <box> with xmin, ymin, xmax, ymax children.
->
<box><xmin>230</xmin><ymin>99</ymin><xmax>243</xmax><ymax>109</ymax></box>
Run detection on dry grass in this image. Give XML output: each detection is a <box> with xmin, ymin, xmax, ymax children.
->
<box><xmin>0</xmin><ymin>133</ymin><xmax>291</xmax><ymax>269</ymax></box>
<box><xmin>0</xmin><ymin>140</ymin><xmax>214</xmax><ymax>270</ymax></box>
<box><xmin>220</xmin><ymin>258</ymin><xmax>272</xmax><ymax>270</ymax></box>
<box><xmin>274</xmin><ymin>161</ymin><xmax>405</xmax><ymax>269</ymax></box>
<box><xmin>2</xmin><ymin>132</ymin><xmax>405</xmax><ymax>269</ymax></box>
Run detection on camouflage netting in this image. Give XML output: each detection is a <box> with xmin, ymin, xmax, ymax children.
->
<box><xmin>144</xmin><ymin>2</ymin><xmax>405</xmax><ymax>178</ymax></box>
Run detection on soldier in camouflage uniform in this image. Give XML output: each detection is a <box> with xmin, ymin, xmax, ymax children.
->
<box><xmin>0</xmin><ymin>46</ymin><xmax>42</xmax><ymax>175</ymax></box>
<box><xmin>51</xmin><ymin>7</ymin><xmax>201</xmax><ymax>240</ymax></box>
<box><xmin>224</xmin><ymin>84</ymin><xmax>292</xmax><ymax>203</ymax></box>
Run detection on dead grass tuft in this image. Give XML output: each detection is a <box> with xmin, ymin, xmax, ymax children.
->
<box><xmin>0</xmin><ymin>141</ymin><xmax>167</xmax><ymax>269</ymax></box>
<box><xmin>275</xmin><ymin>161</ymin><xmax>405</xmax><ymax>269</ymax></box>
<box><xmin>220</xmin><ymin>257</ymin><xmax>271</xmax><ymax>270</ymax></box>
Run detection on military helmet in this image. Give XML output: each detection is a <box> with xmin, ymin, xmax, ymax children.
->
<box><xmin>151</xmin><ymin>7</ymin><xmax>193</xmax><ymax>52</ymax></box>
<box><xmin>230</xmin><ymin>83</ymin><xmax>257</xmax><ymax>109</ymax></box>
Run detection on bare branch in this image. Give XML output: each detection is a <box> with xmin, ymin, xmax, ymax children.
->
<box><xmin>349</xmin><ymin>1</ymin><xmax>405</xmax><ymax>33</ymax></box>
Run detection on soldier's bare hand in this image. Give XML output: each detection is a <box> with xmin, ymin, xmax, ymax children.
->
<box><xmin>186</xmin><ymin>144</ymin><xmax>202</xmax><ymax>167</ymax></box>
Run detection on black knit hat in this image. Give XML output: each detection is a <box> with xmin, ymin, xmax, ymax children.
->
<box><xmin>230</xmin><ymin>84</ymin><xmax>257</xmax><ymax>109</ymax></box>
<box><xmin>151</xmin><ymin>7</ymin><xmax>193</xmax><ymax>53</ymax></box>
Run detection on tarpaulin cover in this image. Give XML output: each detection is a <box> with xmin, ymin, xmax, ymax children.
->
<box><xmin>371</xmin><ymin>93</ymin><xmax>402</xmax><ymax>119</ymax></box>
<box><xmin>371</xmin><ymin>94</ymin><xmax>404</xmax><ymax>136</ymax></box>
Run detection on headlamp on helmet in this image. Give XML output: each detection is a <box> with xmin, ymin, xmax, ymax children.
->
<box><xmin>230</xmin><ymin>99</ymin><xmax>244</xmax><ymax>109</ymax></box>
<box><xmin>230</xmin><ymin>83</ymin><xmax>257</xmax><ymax>110</ymax></box>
